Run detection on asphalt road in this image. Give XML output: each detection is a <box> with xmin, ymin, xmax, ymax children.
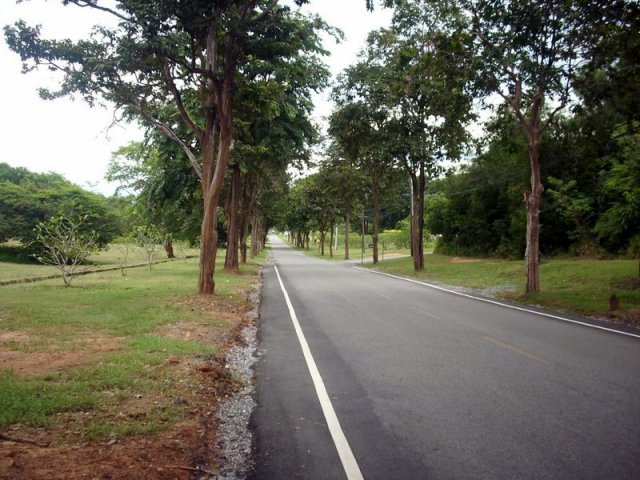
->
<box><xmin>249</xmin><ymin>235</ymin><xmax>640</xmax><ymax>480</ymax></box>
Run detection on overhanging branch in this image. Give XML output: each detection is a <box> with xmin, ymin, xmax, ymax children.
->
<box><xmin>129</xmin><ymin>100</ymin><xmax>203</xmax><ymax>181</ymax></box>
<box><xmin>161</xmin><ymin>60</ymin><xmax>205</xmax><ymax>139</ymax></box>
<box><xmin>66</xmin><ymin>0</ymin><xmax>133</xmax><ymax>24</ymax></box>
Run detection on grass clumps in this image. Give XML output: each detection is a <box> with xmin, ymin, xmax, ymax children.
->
<box><xmin>0</xmin><ymin>252</ymin><xmax>264</xmax><ymax>440</ymax></box>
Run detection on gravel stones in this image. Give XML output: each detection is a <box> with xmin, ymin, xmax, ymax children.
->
<box><xmin>205</xmin><ymin>284</ymin><xmax>261</xmax><ymax>480</ymax></box>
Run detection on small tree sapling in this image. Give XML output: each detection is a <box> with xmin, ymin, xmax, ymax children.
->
<box><xmin>33</xmin><ymin>215</ymin><xmax>100</xmax><ymax>286</ymax></box>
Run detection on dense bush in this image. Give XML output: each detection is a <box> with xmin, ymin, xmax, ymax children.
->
<box><xmin>0</xmin><ymin>163</ymin><xmax>123</xmax><ymax>248</ymax></box>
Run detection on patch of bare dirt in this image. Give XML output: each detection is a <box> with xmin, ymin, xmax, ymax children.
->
<box><xmin>0</xmin><ymin>334</ymin><xmax>124</xmax><ymax>377</ymax></box>
<box><xmin>0</xmin><ymin>418</ymin><xmax>218</xmax><ymax>480</ymax></box>
<box><xmin>450</xmin><ymin>256</ymin><xmax>483</xmax><ymax>264</ymax></box>
<box><xmin>0</xmin><ymin>293</ymin><xmax>252</xmax><ymax>479</ymax></box>
<box><xmin>605</xmin><ymin>309</ymin><xmax>640</xmax><ymax>328</ymax></box>
<box><xmin>0</xmin><ymin>332</ymin><xmax>31</xmax><ymax>343</ymax></box>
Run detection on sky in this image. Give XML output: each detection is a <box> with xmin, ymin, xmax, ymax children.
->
<box><xmin>0</xmin><ymin>1</ymin><xmax>392</xmax><ymax>195</ymax></box>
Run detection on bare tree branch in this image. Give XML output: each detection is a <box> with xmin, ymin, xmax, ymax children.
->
<box><xmin>129</xmin><ymin>100</ymin><xmax>203</xmax><ymax>181</ymax></box>
<box><xmin>66</xmin><ymin>0</ymin><xmax>133</xmax><ymax>24</ymax></box>
<box><xmin>161</xmin><ymin>60</ymin><xmax>204</xmax><ymax>139</ymax></box>
<box><xmin>252</xmin><ymin>0</ymin><xmax>279</xmax><ymax>22</ymax></box>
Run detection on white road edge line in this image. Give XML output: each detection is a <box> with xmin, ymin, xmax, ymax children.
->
<box><xmin>274</xmin><ymin>264</ymin><xmax>365</xmax><ymax>480</ymax></box>
<box><xmin>353</xmin><ymin>266</ymin><xmax>640</xmax><ymax>340</ymax></box>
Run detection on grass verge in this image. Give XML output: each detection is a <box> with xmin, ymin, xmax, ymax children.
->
<box><xmin>368</xmin><ymin>254</ymin><xmax>640</xmax><ymax>324</ymax></box>
<box><xmin>0</xmin><ymin>253</ymin><xmax>264</xmax><ymax>478</ymax></box>
<box><xmin>0</xmin><ymin>242</ymin><xmax>201</xmax><ymax>283</ymax></box>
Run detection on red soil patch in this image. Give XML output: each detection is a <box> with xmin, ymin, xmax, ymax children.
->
<box><xmin>0</xmin><ymin>333</ymin><xmax>124</xmax><ymax>377</ymax></box>
<box><xmin>0</xmin><ymin>293</ymin><xmax>252</xmax><ymax>479</ymax></box>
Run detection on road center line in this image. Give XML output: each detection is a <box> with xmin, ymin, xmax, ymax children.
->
<box><xmin>375</xmin><ymin>292</ymin><xmax>393</xmax><ymax>300</ymax></box>
<box><xmin>410</xmin><ymin>306</ymin><xmax>442</xmax><ymax>321</ymax></box>
<box><xmin>273</xmin><ymin>264</ymin><xmax>364</xmax><ymax>480</ymax></box>
<box><xmin>482</xmin><ymin>335</ymin><xmax>552</xmax><ymax>367</ymax></box>
<box><xmin>354</xmin><ymin>267</ymin><xmax>640</xmax><ymax>340</ymax></box>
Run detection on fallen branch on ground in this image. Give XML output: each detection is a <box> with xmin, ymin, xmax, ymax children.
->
<box><xmin>0</xmin><ymin>432</ymin><xmax>50</xmax><ymax>448</ymax></box>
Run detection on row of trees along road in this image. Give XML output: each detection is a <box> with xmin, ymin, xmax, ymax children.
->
<box><xmin>319</xmin><ymin>0</ymin><xmax>638</xmax><ymax>293</ymax></box>
<box><xmin>5</xmin><ymin>0</ymin><xmax>356</xmax><ymax>293</ymax></box>
<box><xmin>5</xmin><ymin>0</ymin><xmax>356</xmax><ymax>294</ymax></box>
<box><xmin>6</xmin><ymin>1</ymin><xmax>637</xmax><ymax>294</ymax></box>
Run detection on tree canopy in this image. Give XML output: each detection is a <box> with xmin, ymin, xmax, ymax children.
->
<box><xmin>0</xmin><ymin>162</ymin><xmax>122</xmax><ymax>248</ymax></box>
<box><xmin>5</xmin><ymin>0</ymin><xmax>333</xmax><ymax>294</ymax></box>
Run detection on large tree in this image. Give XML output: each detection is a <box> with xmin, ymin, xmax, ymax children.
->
<box><xmin>465</xmin><ymin>0</ymin><xmax>627</xmax><ymax>292</ymax></box>
<box><xmin>329</xmin><ymin>96</ymin><xmax>396</xmax><ymax>264</ymax></box>
<box><xmin>5</xmin><ymin>0</ymin><xmax>330</xmax><ymax>294</ymax></box>
<box><xmin>222</xmin><ymin>39</ymin><xmax>328</xmax><ymax>270</ymax></box>
<box><xmin>382</xmin><ymin>2</ymin><xmax>472</xmax><ymax>270</ymax></box>
<box><xmin>345</xmin><ymin>0</ymin><xmax>473</xmax><ymax>270</ymax></box>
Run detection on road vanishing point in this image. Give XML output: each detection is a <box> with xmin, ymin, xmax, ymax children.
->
<box><xmin>249</xmin><ymin>235</ymin><xmax>640</xmax><ymax>480</ymax></box>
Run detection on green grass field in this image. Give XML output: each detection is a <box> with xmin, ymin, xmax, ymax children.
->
<box><xmin>0</xmin><ymin>242</ymin><xmax>200</xmax><ymax>283</ymax></box>
<box><xmin>0</xmin><ymin>251</ymin><xmax>263</xmax><ymax>437</ymax></box>
<box><xmin>368</xmin><ymin>254</ymin><xmax>640</xmax><ymax>320</ymax></box>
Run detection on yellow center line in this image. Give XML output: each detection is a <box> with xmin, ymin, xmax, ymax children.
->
<box><xmin>375</xmin><ymin>292</ymin><xmax>393</xmax><ymax>300</ymax></box>
<box><xmin>410</xmin><ymin>306</ymin><xmax>442</xmax><ymax>321</ymax></box>
<box><xmin>482</xmin><ymin>335</ymin><xmax>552</xmax><ymax>367</ymax></box>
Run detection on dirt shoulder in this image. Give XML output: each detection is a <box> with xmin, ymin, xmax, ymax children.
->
<box><xmin>0</xmin><ymin>291</ymin><xmax>257</xmax><ymax>480</ymax></box>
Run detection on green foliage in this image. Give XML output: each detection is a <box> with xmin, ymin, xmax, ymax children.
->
<box><xmin>425</xmin><ymin>100</ymin><xmax>640</xmax><ymax>259</ymax></box>
<box><xmin>425</xmin><ymin>110</ymin><xmax>529</xmax><ymax>258</ymax></box>
<box><xmin>0</xmin><ymin>163</ymin><xmax>122</xmax><ymax>247</ymax></box>
<box><xmin>574</xmin><ymin>1</ymin><xmax>640</xmax><ymax>138</ymax></box>
<box><xmin>594</xmin><ymin>133</ymin><xmax>640</xmax><ymax>253</ymax></box>
<box><xmin>108</xmin><ymin>140</ymin><xmax>203</xmax><ymax>244</ymax></box>
<box><xmin>33</xmin><ymin>215</ymin><xmax>102</xmax><ymax>286</ymax></box>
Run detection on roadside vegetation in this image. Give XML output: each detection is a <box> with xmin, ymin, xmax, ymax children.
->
<box><xmin>0</xmin><ymin>253</ymin><xmax>264</xmax><ymax>478</ymax></box>
<box><xmin>1</xmin><ymin>0</ymin><xmax>638</xmax><ymax>472</ymax></box>
<box><xmin>271</xmin><ymin>1</ymin><xmax>639</xmax><ymax>302</ymax></box>
<box><xmin>0</xmin><ymin>240</ymin><xmax>200</xmax><ymax>284</ymax></box>
<box><xmin>368</xmin><ymin>254</ymin><xmax>640</xmax><ymax>324</ymax></box>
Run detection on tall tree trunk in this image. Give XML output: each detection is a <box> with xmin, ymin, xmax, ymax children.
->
<box><xmin>224</xmin><ymin>165</ymin><xmax>241</xmax><ymax>272</ymax></box>
<box><xmin>251</xmin><ymin>214</ymin><xmax>259</xmax><ymax>258</ymax></box>
<box><xmin>344</xmin><ymin>209</ymin><xmax>351</xmax><ymax>260</ymax></box>
<box><xmin>410</xmin><ymin>166</ymin><xmax>425</xmax><ymax>271</ymax></box>
<box><xmin>198</xmin><ymin>199</ymin><xmax>218</xmax><ymax>295</ymax></box>
<box><xmin>320</xmin><ymin>230</ymin><xmax>326</xmax><ymax>256</ymax></box>
<box><xmin>525</xmin><ymin>126</ymin><xmax>543</xmax><ymax>293</ymax></box>
<box><xmin>372</xmin><ymin>177</ymin><xmax>380</xmax><ymax>264</ymax></box>
<box><xmin>329</xmin><ymin>223</ymin><xmax>334</xmax><ymax>257</ymax></box>
<box><xmin>240</xmin><ymin>177</ymin><xmax>258</xmax><ymax>264</ymax></box>
<box><xmin>196</xmin><ymin>27</ymin><xmax>239</xmax><ymax>295</ymax></box>
<box><xmin>409</xmin><ymin>176</ymin><xmax>414</xmax><ymax>256</ymax></box>
<box><xmin>164</xmin><ymin>239</ymin><xmax>175</xmax><ymax>258</ymax></box>
<box><xmin>240</xmin><ymin>218</ymin><xmax>249</xmax><ymax>264</ymax></box>
<box><xmin>197</xmin><ymin>115</ymin><xmax>219</xmax><ymax>295</ymax></box>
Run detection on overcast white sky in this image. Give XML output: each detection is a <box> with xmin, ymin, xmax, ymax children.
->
<box><xmin>0</xmin><ymin>1</ymin><xmax>391</xmax><ymax>195</ymax></box>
